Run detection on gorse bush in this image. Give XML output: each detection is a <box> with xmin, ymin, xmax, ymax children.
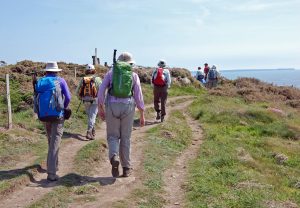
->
<box><xmin>0</xmin><ymin>79</ymin><xmax>33</xmax><ymax>112</ymax></box>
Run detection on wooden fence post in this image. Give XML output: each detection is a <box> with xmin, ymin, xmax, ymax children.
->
<box><xmin>6</xmin><ymin>74</ymin><xmax>12</xmax><ymax>129</ymax></box>
<box><xmin>74</xmin><ymin>67</ymin><xmax>77</xmax><ymax>79</ymax></box>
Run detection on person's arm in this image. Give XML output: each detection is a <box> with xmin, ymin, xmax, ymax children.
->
<box><xmin>133</xmin><ymin>73</ymin><xmax>145</xmax><ymax>127</ymax></box>
<box><xmin>60</xmin><ymin>78</ymin><xmax>72</xmax><ymax>108</ymax></box>
<box><xmin>165</xmin><ymin>69</ymin><xmax>171</xmax><ymax>88</ymax></box>
<box><xmin>94</xmin><ymin>76</ymin><xmax>102</xmax><ymax>90</ymax></box>
<box><xmin>151</xmin><ymin>69</ymin><xmax>156</xmax><ymax>87</ymax></box>
<box><xmin>97</xmin><ymin>71</ymin><xmax>111</xmax><ymax>120</ymax></box>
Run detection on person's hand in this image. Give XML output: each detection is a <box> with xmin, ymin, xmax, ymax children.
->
<box><xmin>139</xmin><ymin>111</ymin><xmax>145</xmax><ymax>127</ymax></box>
<box><xmin>98</xmin><ymin>105</ymin><xmax>105</xmax><ymax>121</ymax></box>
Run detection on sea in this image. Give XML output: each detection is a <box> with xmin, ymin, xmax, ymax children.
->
<box><xmin>191</xmin><ymin>69</ymin><xmax>300</xmax><ymax>89</ymax></box>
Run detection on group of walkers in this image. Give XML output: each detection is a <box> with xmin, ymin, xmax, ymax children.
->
<box><xmin>32</xmin><ymin>51</ymin><xmax>171</xmax><ymax>181</ymax></box>
<box><xmin>195</xmin><ymin>63</ymin><xmax>220</xmax><ymax>88</ymax></box>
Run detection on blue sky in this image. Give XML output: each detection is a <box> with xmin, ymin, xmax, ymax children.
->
<box><xmin>1</xmin><ymin>0</ymin><xmax>299</xmax><ymax>70</ymax></box>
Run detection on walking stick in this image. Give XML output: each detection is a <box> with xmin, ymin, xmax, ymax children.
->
<box><xmin>76</xmin><ymin>100</ymin><xmax>82</xmax><ymax>113</ymax></box>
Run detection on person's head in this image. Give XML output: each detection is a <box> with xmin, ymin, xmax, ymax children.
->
<box><xmin>157</xmin><ymin>59</ymin><xmax>166</xmax><ymax>68</ymax></box>
<box><xmin>44</xmin><ymin>61</ymin><xmax>62</xmax><ymax>74</ymax></box>
<box><xmin>85</xmin><ymin>64</ymin><xmax>96</xmax><ymax>75</ymax></box>
<box><xmin>198</xmin><ymin>67</ymin><xmax>201</xmax><ymax>70</ymax></box>
<box><xmin>204</xmin><ymin>63</ymin><xmax>208</xmax><ymax>67</ymax></box>
<box><xmin>117</xmin><ymin>52</ymin><xmax>135</xmax><ymax>65</ymax></box>
<box><xmin>211</xmin><ymin>65</ymin><xmax>216</xmax><ymax>70</ymax></box>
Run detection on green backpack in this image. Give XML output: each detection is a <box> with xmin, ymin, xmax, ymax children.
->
<box><xmin>110</xmin><ymin>61</ymin><xmax>133</xmax><ymax>98</ymax></box>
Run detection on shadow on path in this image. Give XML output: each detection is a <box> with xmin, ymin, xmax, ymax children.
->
<box><xmin>62</xmin><ymin>132</ymin><xmax>88</xmax><ymax>141</ymax></box>
<box><xmin>0</xmin><ymin>164</ymin><xmax>46</xmax><ymax>182</ymax></box>
<box><xmin>30</xmin><ymin>173</ymin><xmax>117</xmax><ymax>188</ymax></box>
<box><xmin>133</xmin><ymin>119</ymin><xmax>160</xmax><ymax>127</ymax></box>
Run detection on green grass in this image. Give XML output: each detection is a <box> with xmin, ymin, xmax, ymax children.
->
<box><xmin>113</xmin><ymin>110</ymin><xmax>193</xmax><ymax>208</ymax></box>
<box><xmin>0</xmin><ymin>94</ymin><xmax>90</xmax><ymax>200</ymax></box>
<box><xmin>186</xmin><ymin>95</ymin><xmax>300</xmax><ymax>207</ymax></box>
<box><xmin>0</xmin><ymin>130</ymin><xmax>47</xmax><ymax>198</ymax></box>
<box><xmin>74</xmin><ymin>139</ymin><xmax>106</xmax><ymax>175</ymax></box>
<box><xmin>28</xmin><ymin>138</ymin><xmax>107</xmax><ymax>207</ymax></box>
<box><xmin>168</xmin><ymin>84</ymin><xmax>204</xmax><ymax>97</ymax></box>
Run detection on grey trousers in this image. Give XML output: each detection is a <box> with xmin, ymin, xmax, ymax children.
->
<box><xmin>84</xmin><ymin>102</ymin><xmax>98</xmax><ymax>131</ymax></box>
<box><xmin>153</xmin><ymin>85</ymin><xmax>168</xmax><ymax>116</ymax></box>
<box><xmin>105</xmin><ymin>99</ymin><xmax>135</xmax><ymax>168</ymax></box>
<box><xmin>44</xmin><ymin>120</ymin><xmax>64</xmax><ymax>176</ymax></box>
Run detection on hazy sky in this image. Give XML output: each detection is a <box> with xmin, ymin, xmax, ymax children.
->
<box><xmin>1</xmin><ymin>0</ymin><xmax>299</xmax><ymax>70</ymax></box>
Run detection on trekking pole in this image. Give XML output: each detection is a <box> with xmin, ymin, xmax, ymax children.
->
<box><xmin>113</xmin><ymin>49</ymin><xmax>117</xmax><ymax>65</ymax></box>
<box><xmin>76</xmin><ymin>100</ymin><xmax>82</xmax><ymax>113</ymax></box>
<box><xmin>31</xmin><ymin>70</ymin><xmax>38</xmax><ymax>97</ymax></box>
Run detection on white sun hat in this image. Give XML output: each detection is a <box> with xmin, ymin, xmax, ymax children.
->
<box><xmin>117</xmin><ymin>52</ymin><xmax>135</xmax><ymax>64</ymax></box>
<box><xmin>44</xmin><ymin>61</ymin><xmax>62</xmax><ymax>72</ymax></box>
<box><xmin>157</xmin><ymin>59</ymin><xmax>166</xmax><ymax>67</ymax></box>
<box><xmin>86</xmin><ymin>64</ymin><xmax>95</xmax><ymax>71</ymax></box>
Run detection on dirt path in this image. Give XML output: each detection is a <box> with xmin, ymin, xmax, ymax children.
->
<box><xmin>69</xmin><ymin>98</ymin><xmax>195</xmax><ymax>208</ymax></box>
<box><xmin>163</xmin><ymin>113</ymin><xmax>203</xmax><ymax>207</ymax></box>
<box><xmin>0</xmin><ymin>124</ymin><xmax>106</xmax><ymax>208</ymax></box>
<box><xmin>1</xmin><ymin>96</ymin><xmax>195</xmax><ymax>208</ymax></box>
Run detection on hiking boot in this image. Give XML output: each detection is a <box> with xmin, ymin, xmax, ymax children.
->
<box><xmin>156</xmin><ymin>112</ymin><xmax>161</xmax><ymax>120</ymax></box>
<box><xmin>122</xmin><ymin>167</ymin><xmax>132</xmax><ymax>177</ymax></box>
<box><xmin>47</xmin><ymin>174</ymin><xmax>59</xmax><ymax>182</ymax></box>
<box><xmin>110</xmin><ymin>155</ymin><xmax>120</xmax><ymax>177</ymax></box>
<box><xmin>161</xmin><ymin>115</ymin><xmax>165</xmax><ymax>122</ymax></box>
<box><xmin>86</xmin><ymin>130</ymin><xmax>94</xmax><ymax>140</ymax></box>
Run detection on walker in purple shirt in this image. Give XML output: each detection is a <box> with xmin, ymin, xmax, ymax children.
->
<box><xmin>97</xmin><ymin>70</ymin><xmax>145</xmax><ymax>110</ymax></box>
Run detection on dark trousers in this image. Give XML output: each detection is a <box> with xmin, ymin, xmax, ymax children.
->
<box><xmin>153</xmin><ymin>85</ymin><xmax>168</xmax><ymax>116</ymax></box>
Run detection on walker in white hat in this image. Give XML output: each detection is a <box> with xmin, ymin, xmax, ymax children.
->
<box><xmin>44</xmin><ymin>62</ymin><xmax>62</xmax><ymax>72</ymax></box>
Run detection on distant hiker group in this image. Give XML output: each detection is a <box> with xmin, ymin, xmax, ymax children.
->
<box><xmin>195</xmin><ymin>63</ymin><xmax>220</xmax><ymax>88</ymax></box>
<box><xmin>32</xmin><ymin>50</ymin><xmax>172</xmax><ymax>182</ymax></box>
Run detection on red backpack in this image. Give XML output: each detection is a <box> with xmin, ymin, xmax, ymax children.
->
<box><xmin>152</xmin><ymin>68</ymin><xmax>166</xmax><ymax>86</ymax></box>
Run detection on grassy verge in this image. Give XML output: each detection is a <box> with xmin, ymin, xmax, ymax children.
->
<box><xmin>0</xmin><ymin>95</ymin><xmax>90</xmax><ymax>200</ymax></box>
<box><xmin>74</xmin><ymin>139</ymin><xmax>107</xmax><ymax>175</ymax></box>
<box><xmin>28</xmin><ymin>139</ymin><xmax>107</xmax><ymax>207</ymax></box>
<box><xmin>113</xmin><ymin>110</ymin><xmax>192</xmax><ymax>208</ymax></box>
<box><xmin>186</xmin><ymin>95</ymin><xmax>300</xmax><ymax>207</ymax></box>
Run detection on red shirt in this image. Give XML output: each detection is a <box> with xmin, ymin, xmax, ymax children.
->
<box><xmin>204</xmin><ymin>66</ymin><xmax>210</xmax><ymax>74</ymax></box>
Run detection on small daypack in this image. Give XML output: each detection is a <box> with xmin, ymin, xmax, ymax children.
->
<box><xmin>79</xmin><ymin>77</ymin><xmax>98</xmax><ymax>100</ymax></box>
<box><xmin>208</xmin><ymin>69</ymin><xmax>217</xmax><ymax>80</ymax></box>
<box><xmin>110</xmin><ymin>61</ymin><xmax>133</xmax><ymax>98</ymax></box>
<box><xmin>34</xmin><ymin>77</ymin><xmax>64</xmax><ymax>122</ymax></box>
<box><xmin>197</xmin><ymin>73</ymin><xmax>204</xmax><ymax>81</ymax></box>
<box><xmin>152</xmin><ymin>68</ymin><xmax>166</xmax><ymax>86</ymax></box>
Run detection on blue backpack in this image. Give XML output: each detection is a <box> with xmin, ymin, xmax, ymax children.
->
<box><xmin>34</xmin><ymin>77</ymin><xmax>64</xmax><ymax>122</ymax></box>
<box><xmin>208</xmin><ymin>69</ymin><xmax>217</xmax><ymax>80</ymax></box>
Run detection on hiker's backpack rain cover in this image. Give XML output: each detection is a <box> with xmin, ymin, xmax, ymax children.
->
<box><xmin>34</xmin><ymin>77</ymin><xmax>64</xmax><ymax>121</ymax></box>
<box><xmin>110</xmin><ymin>61</ymin><xmax>133</xmax><ymax>98</ymax></box>
<box><xmin>153</xmin><ymin>68</ymin><xmax>166</xmax><ymax>86</ymax></box>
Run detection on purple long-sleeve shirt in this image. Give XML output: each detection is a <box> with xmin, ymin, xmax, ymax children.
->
<box><xmin>46</xmin><ymin>74</ymin><xmax>71</xmax><ymax>108</ymax></box>
<box><xmin>97</xmin><ymin>69</ymin><xmax>145</xmax><ymax>110</ymax></box>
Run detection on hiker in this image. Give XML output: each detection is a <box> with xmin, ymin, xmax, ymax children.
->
<box><xmin>33</xmin><ymin>62</ymin><xmax>71</xmax><ymax>182</ymax></box>
<box><xmin>195</xmin><ymin>66</ymin><xmax>205</xmax><ymax>84</ymax></box>
<box><xmin>207</xmin><ymin>65</ymin><xmax>219</xmax><ymax>88</ymax></box>
<box><xmin>98</xmin><ymin>51</ymin><xmax>145</xmax><ymax>177</ymax></box>
<box><xmin>151</xmin><ymin>59</ymin><xmax>171</xmax><ymax>122</ymax></box>
<box><xmin>75</xmin><ymin>64</ymin><xmax>102</xmax><ymax>140</ymax></box>
<box><xmin>204</xmin><ymin>63</ymin><xmax>210</xmax><ymax>81</ymax></box>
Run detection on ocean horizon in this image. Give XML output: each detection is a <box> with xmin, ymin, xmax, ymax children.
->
<box><xmin>191</xmin><ymin>69</ymin><xmax>300</xmax><ymax>88</ymax></box>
